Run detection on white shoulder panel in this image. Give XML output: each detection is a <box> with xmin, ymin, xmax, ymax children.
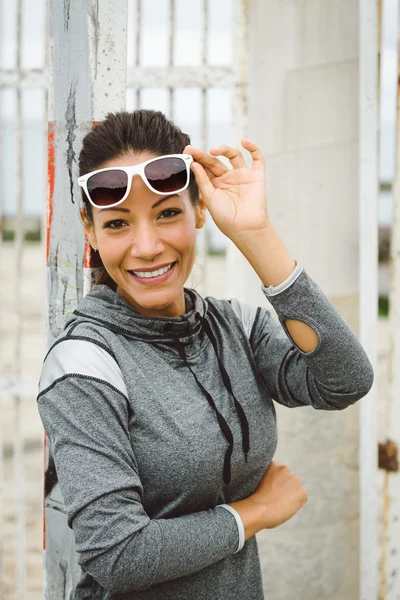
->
<box><xmin>229</xmin><ymin>298</ymin><xmax>258</xmax><ymax>340</ymax></box>
<box><xmin>38</xmin><ymin>339</ymin><xmax>127</xmax><ymax>397</ymax></box>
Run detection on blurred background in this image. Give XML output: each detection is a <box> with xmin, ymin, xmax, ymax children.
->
<box><xmin>0</xmin><ymin>0</ymin><xmax>398</xmax><ymax>599</ymax></box>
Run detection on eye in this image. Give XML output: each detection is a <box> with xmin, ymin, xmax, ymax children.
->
<box><xmin>159</xmin><ymin>209</ymin><xmax>181</xmax><ymax>219</ymax></box>
<box><xmin>104</xmin><ymin>220</ymin><xmax>127</xmax><ymax>229</ymax></box>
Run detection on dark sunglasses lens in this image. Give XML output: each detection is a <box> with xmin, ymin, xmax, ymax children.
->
<box><xmin>87</xmin><ymin>170</ymin><xmax>128</xmax><ymax>207</ymax></box>
<box><xmin>144</xmin><ymin>157</ymin><xmax>188</xmax><ymax>193</ymax></box>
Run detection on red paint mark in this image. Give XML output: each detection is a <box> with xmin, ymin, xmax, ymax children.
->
<box><xmin>84</xmin><ymin>239</ymin><xmax>103</xmax><ymax>268</ymax></box>
<box><xmin>47</xmin><ymin>123</ymin><xmax>55</xmax><ymax>265</ymax></box>
<box><xmin>43</xmin><ymin>430</ymin><xmax>47</xmax><ymax>550</ymax></box>
<box><xmin>84</xmin><ymin>239</ymin><xmax>92</xmax><ymax>268</ymax></box>
<box><xmin>92</xmin><ymin>120</ymin><xmax>101</xmax><ymax>127</ymax></box>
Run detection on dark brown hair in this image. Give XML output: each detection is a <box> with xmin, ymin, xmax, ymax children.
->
<box><xmin>79</xmin><ymin>109</ymin><xmax>199</xmax><ymax>289</ymax></box>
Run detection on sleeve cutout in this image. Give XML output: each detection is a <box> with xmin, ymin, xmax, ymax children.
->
<box><xmin>279</xmin><ymin>316</ymin><xmax>322</xmax><ymax>356</ymax></box>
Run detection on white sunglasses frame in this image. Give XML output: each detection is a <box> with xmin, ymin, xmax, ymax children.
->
<box><xmin>78</xmin><ymin>153</ymin><xmax>194</xmax><ymax>209</ymax></box>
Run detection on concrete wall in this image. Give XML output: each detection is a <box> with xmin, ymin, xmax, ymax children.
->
<box><xmin>246</xmin><ymin>1</ymin><xmax>362</xmax><ymax>598</ymax></box>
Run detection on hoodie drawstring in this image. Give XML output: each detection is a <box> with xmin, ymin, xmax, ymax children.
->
<box><xmin>169</xmin><ymin>316</ymin><xmax>250</xmax><ymax>487</ymax></box>
<box><xmin>198</xmin><ymin>315</ymin><xmax>250</xmax><ymax>462</ymax></box>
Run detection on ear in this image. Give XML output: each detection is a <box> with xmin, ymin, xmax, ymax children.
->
<box><xmin>195</xmin><ymin>195</ymin><xmax>207</xmax><ymax>229</ymax></box>
<box><xmin>79</xmin><ymin>207</ymin><xmax>97</xmax><ymax>248</ymax></box>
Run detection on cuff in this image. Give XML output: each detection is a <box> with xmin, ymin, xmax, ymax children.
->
<box><xmin>216</xmin><ymin>504</ymin><xmax>245</xmax><ymax>553</ymax></box>
<box><xmin>261</xmin><ymin>261</ymin><xmax>304</xmax><ymax>297</ymax></box>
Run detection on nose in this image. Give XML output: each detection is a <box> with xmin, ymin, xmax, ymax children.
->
<box><xmin>129</xmin><ymin>221</ymin><xmax>165</xmax><ymax>261</ymax></box>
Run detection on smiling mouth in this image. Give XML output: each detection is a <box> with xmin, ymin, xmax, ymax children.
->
<box><xmin>128</xmin><ymin>261</ymin><xmax>177</xmax><ymax>279</ymax></box>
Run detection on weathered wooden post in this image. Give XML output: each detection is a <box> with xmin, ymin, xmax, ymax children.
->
<box><xmin>45</xmin><ymin>1</ymin><xmax>128</xmax><ymax>596</ymax></box>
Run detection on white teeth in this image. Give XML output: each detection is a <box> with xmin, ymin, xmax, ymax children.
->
<box><xmin>132</xmin><ymin>263</ymin><xmax>174</xmax><ymax>278</ymax></box>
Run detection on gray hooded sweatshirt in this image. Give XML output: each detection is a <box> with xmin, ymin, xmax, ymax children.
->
<box><xmin>37</xmin><ymin>264</ymin><xmax>374</xmax><ymax>600</ymax></box>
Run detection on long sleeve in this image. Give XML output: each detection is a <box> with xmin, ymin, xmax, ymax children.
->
<box><xmin>36</xmin><ymin>339</ymin><xmax>240</xmax><ymax>595</ymax></box>
<box><xmin>230</xmin><ymin>267</ymin><xmax>374</xmax><ymax>410</ymax></box>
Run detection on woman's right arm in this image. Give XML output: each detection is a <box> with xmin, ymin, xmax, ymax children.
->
<box><xmin>37</xmin><ymin>338</ymin><xmax>245</xmax><ymax>596</ymax></box>
<box><xmin>229</xmin><ymin>461</ymin><xmax>308</xmax><ymax>541</ymax></box>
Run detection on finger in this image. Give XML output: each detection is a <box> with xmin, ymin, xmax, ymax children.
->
<box><xmin>240</xmin><ymin>138</ymin><xmax>265</xmax><ymax>171</ymax></box>
<box><xmin>209</xmin><ymin>145</ymin><xmax>247</xmax><ymax>169</ymax></box>
<box><xmin>204</xmin><ymin>165</ymin><xmax>217</xmax><ymax>182</ymax></box>
<box><xmin>185</xmin><ymin>145</ymin><xmax>228</xmax><ymax>177</ymax></box>
<box><xmin>190</xmin><ymin>162</ymin><xmax>215</xmax><ymax>207</ymax></box>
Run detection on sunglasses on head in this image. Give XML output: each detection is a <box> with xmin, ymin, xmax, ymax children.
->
<box><xmin>78</xmin><ymin>153</ymin><xmax>194</xmax><ymax>209</ymax></box>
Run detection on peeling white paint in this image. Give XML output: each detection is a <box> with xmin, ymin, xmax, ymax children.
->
<box><xmin>45</xmin><ymin>1</ymin><xmax>128</xmax><ymax>597</ymax></box>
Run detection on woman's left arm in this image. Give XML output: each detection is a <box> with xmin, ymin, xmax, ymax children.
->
<box><xmin>231</xmin><ymin>265</ymin><xmax>374</xmax><ymax>410</ymax></box>
<box><xmin>230</xmin><ymin>219</ymin><xmax>320</xmax><ymax>354</ymax></box>
<box><xmin>187</xmin><ymin>139</ymin><xmax>374</xmax><ymax>410</ymax></box>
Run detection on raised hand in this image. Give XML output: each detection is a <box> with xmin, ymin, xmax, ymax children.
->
<box><xmin>184</xmin><ymin>139</ymin><xmax>270</xmax><ymax>243</ymax></box>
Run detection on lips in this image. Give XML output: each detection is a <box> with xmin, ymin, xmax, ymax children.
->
<box><xmin>130</xmin><ymin>261</ymin><xmax>176</xmax><ymax>274</ymax></box>
<box><xmin>128</xmin><ymin>261</ymin><xmax>177</xmax><ymax>285</ymax></box>
<box><xmin>132</xmin><ymin>262</ymin><xmax>174</xmax><ymax>278</ymax></box>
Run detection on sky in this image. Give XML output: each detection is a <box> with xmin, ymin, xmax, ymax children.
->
<box><xmin>0</xmin><ymin>0</ymin><xmax>398</xmax><ymax>228</ymax></box>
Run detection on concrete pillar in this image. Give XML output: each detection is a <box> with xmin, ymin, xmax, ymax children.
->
<box><xmin>243</xmin><ymin>2</ymin><xmax>373</xmax><ymax>598</ymax></box>
<box><xmin>45</xmin><ymin>1</ymin><xmax>128</xmax><ymax>597</ymax></box>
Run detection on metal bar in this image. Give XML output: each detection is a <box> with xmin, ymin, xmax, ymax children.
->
<box><xmin>196</xmin><ymin>0</ymin><xmax>209</xmax><ymax>297</ymax></box>
<box><xmin>0</xmin><ymin>68</ymin><xmax>48</xmax><ymax>87</ymax></box>
<box><xmin>127</xmin><ymin>65</ymin><xmax>233</xmax><ymax>88</ymax></box>
<box><xmin>0</xmin><ymin>421</ymin><xmax>3</xmax><ymax>600</ymax></box>
<box><xmin>201</xmin><ymin>0</ymin><xmax>208</xmax><ymax>149</ymax></box>
<box><xmin>226</xmin><ymin>0</ymin><xmax>249</xmax><ymax>300</ymax></box>
<box><xmin>0</xmin><ymin>376</ymin><xmax>39</xmax><ymax>398</ymax></box>
<box><xmin>0</xmin><ymin>0</ymin><xmax>5</xmax><ymax>594</ymax></box>
<box><xmin>136</xmin><ymin>0</ymin><xmax>141</xmax><ymax>109</ymax></box>
<box><xmin>168</xmin><ymin>0</ymin><xmax>175</xmax><ymax>120</ymax></box>
<box><xmin>13</xmin><ymin>0</ymin><xmax>27</xmax><ymax>597</ymax></box>
<box><xmin>385</xmin><ymin>0</ymin><xmax>400</xmax><ymax>592</ymax></box>
<box><xmin>358</xmin><ymin>0</ymin><xmax>379</xmax><ymax>597</ymax></box>
<box><xmin>0</xmin><ymin>65</ymin><xmax>234</xmax><ymax>90</ymax></box>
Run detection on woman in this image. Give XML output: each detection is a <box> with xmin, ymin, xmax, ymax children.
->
<box><xmin>37</xmin><ymin>109</ymin><xmax>374</xmax><ymax>600</ymax></box>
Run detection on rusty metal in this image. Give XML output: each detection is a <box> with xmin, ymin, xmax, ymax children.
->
<box><xmin>379</xmin><ymin>441</ymin><xmax>399</xmax><ymax>473</ymax></box>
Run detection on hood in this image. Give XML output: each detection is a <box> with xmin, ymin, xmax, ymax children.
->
<box><xmin>65</xmin><ymin>284</ymin><xmax>208</xmax><ymax>345</ymax></box>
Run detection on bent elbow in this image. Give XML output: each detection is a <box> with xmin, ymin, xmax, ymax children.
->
<box><xmin>337</xmin><ymin>356</ymin><xmax>375</xmax><ymax>408</ymax></box>
<box><xmin>358</xmin><ymin>362</ymin><xmax>374</xmax><ymax>398</ymax></box>
<box><xmin>81</xmin><ymin>551</ymin><xmax>157</xmax><ymax>595</ymax></box>
<box><xmin>73</xmin><ymin>493</ymin><xmax>162</xmax><ymax>594</ymax></box>
<box><xmin>76</xmin><ymin>520</ymin><xmax>162</xmax><ymax>595</ymax></box>
<box><xmin>348</xmin><ymin>353</ymin><xmax>375</xmax><ymax>401</ymax></box>
<box><xmin>312</xmin><ymin>362</ymin><xmax>374</xmax><ymax>411</ymax></box>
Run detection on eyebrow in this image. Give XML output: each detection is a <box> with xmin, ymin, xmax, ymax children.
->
<box><xmin>99</xmin><ymin>194</ymin><xmax>180</xmax><ymax>213</ymax></box>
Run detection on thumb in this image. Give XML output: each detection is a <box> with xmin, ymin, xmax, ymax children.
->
<box><xmin>191</xmin><ymin>162</ymin><xmax>215</xmax><ymax>208</ymax></box>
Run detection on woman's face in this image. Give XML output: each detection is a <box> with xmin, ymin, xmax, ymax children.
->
<box><xmin>80</xmin><ymin>152</ymin><xmax>206</xmax><ymax>318</ymax></box>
